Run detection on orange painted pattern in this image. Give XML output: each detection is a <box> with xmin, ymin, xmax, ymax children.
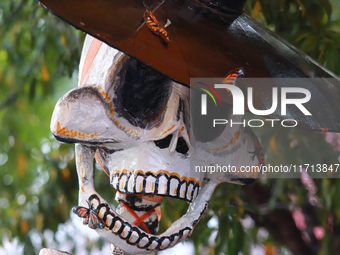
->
<box><xmin>80</xmin><ymin>38</ymin><xmax>103</xmax><ymax>86</ymax></box>
<box><xmin>56</xmin><ymin>122</ymin><xmax>98</xmax><ymax>140</ymax></box>
<box><xmin>112</xmin><ymin>54</ymin><xmax>126</xmax><ymax>73</ymax></box>
<box><xmin>178</xmin><ymin>126</ymin><xmax>185</xmax><ymax>137</ymax></box>
<box><xmin>161</xmin><ymin>125</ymin><xmax>176</xmax><ymax>135</ymax></box>
<box><xmin>121</xmin><ymin>202</ymin><xmax>153</xmax><ymax>234</ymax></box>
<box><xmin>96</xmin><ymin>87</ymin><xmax>139</xmax><ymax>137</ymax></box>
<box><xmin>95</xmin><ymin>153</ymin><xmax>110</xmax><ymax>177</ymax></box>
<box><xmin>211</xmin><ymin>131</ymin><xmax>240</xmax><ymax>152</ymax></box>
<box><xmin>96</xmin><ymin>87</ymin><xmax>115</xmax><ymax>119</ymax></box>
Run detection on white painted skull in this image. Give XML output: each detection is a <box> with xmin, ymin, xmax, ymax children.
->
<box><xmin>50</xmin><ymin>35</ymin><xmax>262</xmax><ymax>254</ymax></box>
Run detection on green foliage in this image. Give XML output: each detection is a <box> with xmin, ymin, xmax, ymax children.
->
<box><xmin>0</xmin><ymin>0</ymin><xmax>86</xmax><ymax>253</ymax></box>
<box><xmin>246</xmin><ymin>0</ymin><xmax>340</xmax><ymax>75</ymax></box>
<box><xmin>1</xmin><ymin>0</ymin><xmax>340</xmax><ymax>254</ymax></box>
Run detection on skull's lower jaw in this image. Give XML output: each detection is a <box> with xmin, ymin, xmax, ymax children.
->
<box><xmin>75</xmin><ymin>143</ymin><xmax>217</xmax><ymax>254</ymax></box>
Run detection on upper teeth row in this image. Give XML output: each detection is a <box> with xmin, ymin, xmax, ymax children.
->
<box><xmin>110</xmin><ymin>171</ymin><xmax>200</xmax><ymax>202</ymax></box>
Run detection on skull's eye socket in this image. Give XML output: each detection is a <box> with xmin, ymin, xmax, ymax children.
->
<box><xmin>114</xmin><ymin>57</ymin><xmax>172</xmax><ymax>129</ymax></box>
<box><xmin>154</xmin><ymin>134</ymin><xmax>172</xmax><ymax>149</ymax></box>
<box><xmin>176</xmin><ymin>137</ymin><xmax>189</xmax><ymax>155</ymax></box>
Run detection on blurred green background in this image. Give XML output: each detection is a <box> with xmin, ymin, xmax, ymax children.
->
<box><xmin>1</xmin><ymin>0</ymin><xmax>340</xmax><ymax>254</ymax></box>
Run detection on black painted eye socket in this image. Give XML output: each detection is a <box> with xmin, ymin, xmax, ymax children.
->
<box><xmin>114</xmin><ymin>57</ymin><xmax>172</xmax><ymax>129</ymax></box>
<box><xmin>176</xmin><ymin>137</ymin><xmax>189</xmax><ymax>155</ymax></box>
<box><xmin>154</xmin><ymin>134</ymin><xmax>173</xmax><ymax>149</ymax></box>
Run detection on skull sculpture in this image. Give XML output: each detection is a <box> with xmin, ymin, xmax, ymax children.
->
<box><xmin>50</xmin><ymin>35</ymin><xmax>262</xmax><ymax>254</ymax></box>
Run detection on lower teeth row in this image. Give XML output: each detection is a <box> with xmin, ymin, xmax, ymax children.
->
<box><xmin>95</xmin><ymin>200</ymin><xmax>193</xmax><ymax>251</ymax></box>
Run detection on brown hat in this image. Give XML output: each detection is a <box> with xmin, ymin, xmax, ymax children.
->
<box><xmin>37</xmin><ymin>0</ymin><xmax>340</xmax><ymax>132</ymax></box>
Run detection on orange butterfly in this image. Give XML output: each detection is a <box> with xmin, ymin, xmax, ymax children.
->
<box><xmin>222</xmin><ymin>68</ymin><xmax>244</xmax><ymax>92</ymax></box>
<box><xmin>73</xmin><ymin>195</ymin><xmax>104</xmax><ymax>229</ymax></box>
<box><xmin>143</xmin><ymin>3</ymin><xmax>170</xmax><ymax>44</ymax></box>
<box><xmin>321</xmin><ymin>128</ymin><xmax>328</xmax><ymax>134</ymax></box>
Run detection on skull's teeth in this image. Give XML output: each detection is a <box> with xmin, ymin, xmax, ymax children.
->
<box><xmin>169</xmin><ymin>178</ymin><xmax>179</xmax><ymax>196</ymax></box>
<box><xmin>119</xmin><ymin>175</ymin><xmax>127</xmax><ymax>193</ymax></box>
<box><xmin>138</xmin><ymin>236</ymin><xmax>149</xmax><ymax>248</ymax></box>
<box><xmin>105</xmin><ymin>213</ymin><xmax>192</xmax><ymax>250</ymax></box>
<box><xmin>113</xmin><ymin>219</ymin><xmax>123</xmax><ymax>234</ymax></box>
<box><xmin>125</xmin><ymin>227</ymin><xmax>192</xmax><ymax>251</ymax></box>
<box><xmin>98</xmin><ymin>207</ymin><xmax>107</xmax><ymax>218</ymax></box>
<box><xmin>106</xmin><ymin>214</ymin><xmax>114</xmax><ymax>228</ymax></box>
<box><xmin>179</xmin><ymin>182</ymin><xmax>187</xmax><ymax>199</ymax></box>
<box><xmin>110</xmin><ymin>171</ymin><xmax>200</xmax><ymax>202</ymax></box>
<box><xmin>112</xmin><ymin>175</ymin><xmax>119</xmax><ymax>189</ymax></box>
<box><xmin>169</xmin><ymin>234</ymin><xmax>180</xmax><ymax>247</ymax></box>
<box><xmin>90</xmin><ymin>194</ymin><xmax>210</xmax><ymax>252</ymax></box>
<box><xmin>148</xmin><ymin>240</ymin><xmax>158</xmax><ymax>250</ymax></box>
<box><xmin>186</xmin><ymin>183</ymin><xmax>194</xmax><ymax>201</ymax></box>
<box><xmin>129</xmin><ymin>230</ymin><xmax>139</xmax><ymax>244</ymax></box>
<box><xmin>127</xmin><ymin>175</ymin><xmax>134</xmax><ymax>193</ymax></box>
<box><xmin>136</xmin><ymin>175</ymin><xmax>144</xmax><ymax>193</ymax></box>
<box><xmin>159</xmin><ymin>237</ymin><xmax>171</xmax><ymax>250</ymax></box>
<box><xmin>158</xmin><ymin>176</ymin><xmax>167</xmax><ymax>195</ymax></box>
<box><xmin>145</xmin><ymin>176</ymin><xmax>156</xmax><ymax>193</ymax></box>
<box><xmin>121</xmin><ymin>225</ymin><xmax>131</xmax><ymax>239</ymax></box>
<box><xmin>180</xmin><ymin>229</ymin><xmax>190</xmax><ymax>241</ymax></box>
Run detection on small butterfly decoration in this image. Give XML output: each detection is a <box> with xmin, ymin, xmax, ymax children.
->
<box><xmin>73</xmin><ymin>195</ymin><xmax>105</xmax><ymax>229</ymax></box>
<box><xmin>249</xmin><ymin>133</ymin><xmax>265</xmax><ymax>167</ymax></box>
<box><xmin>222</xmin><ymin>68</ymin><xmax>244</xmax><ymax>92</ymax></box>
<box><xmin>143</xmin><ymin>2</ymin><xmax>170</xmax><ymax>44</ymax></box>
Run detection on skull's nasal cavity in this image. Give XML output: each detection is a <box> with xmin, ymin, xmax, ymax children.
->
<box><xmin>154</xmin><ymin>135</ymin><xmax>189</xmax><ymax>155</ymax></box>
<box><xmin>114</xmin><ymin>57</ymin><xmax>172</xmax><ymax>129</ymax></box>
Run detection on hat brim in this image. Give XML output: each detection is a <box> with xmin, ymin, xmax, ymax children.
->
<box><xmin>37</xmin><ymin>0</ymin><xmax>340</xmax><ymax>132</ymax></box>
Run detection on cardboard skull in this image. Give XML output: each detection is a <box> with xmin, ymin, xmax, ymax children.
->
<box><xmin>50</xmin><ymin>35</ymin><xmax>262</xmax><ymax>254</ymax></box>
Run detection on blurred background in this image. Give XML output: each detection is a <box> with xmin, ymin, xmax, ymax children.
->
<box><xmin>1</xmin><ymin>0</ymin><xmax>340</xmax><ymax>254</ymax></box>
